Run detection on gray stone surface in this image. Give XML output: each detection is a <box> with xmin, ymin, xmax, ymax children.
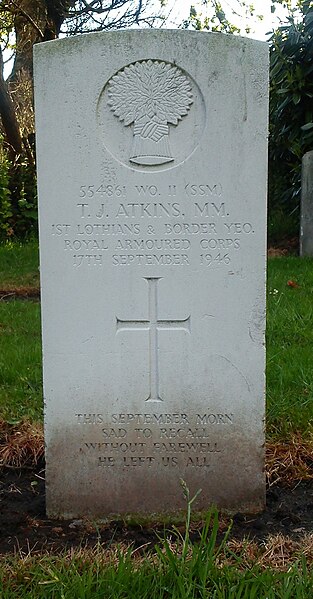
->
<box><xmin>34</xmin><ymin>30</ymin><xmax>269</xmax><ymax>518</ymax></box>
<box><xmin>300</xmin><ymin>150</ymin><xmax>313</xmax><ymax>256</ymax></box>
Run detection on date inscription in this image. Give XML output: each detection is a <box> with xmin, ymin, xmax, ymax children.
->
<box><xmin>50</xmin><ymin>184</ymin><xmax>254</xmax><ymax>268</ymax></box>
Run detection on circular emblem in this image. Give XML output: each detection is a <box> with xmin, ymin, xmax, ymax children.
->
<box><xmin>97</xmin><ymin>60</ymin><xmax>205</xmax><ymax>171</ymax></box>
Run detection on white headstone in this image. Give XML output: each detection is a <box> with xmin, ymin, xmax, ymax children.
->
<box><xmin>300</xmin><ymin>150</ymin><xmax>313</xmax><ymax>256</ymax></box>
<box><xmin>34</xmin><ymin>30</ymin><xmax>268</xmax><ymax>518</ymax></box>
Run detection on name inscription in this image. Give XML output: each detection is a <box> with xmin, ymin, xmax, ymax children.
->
<box><xmin>50</xmin><ymin>180</ymin><xmax>255</xmax><ymax>269</ymax></box>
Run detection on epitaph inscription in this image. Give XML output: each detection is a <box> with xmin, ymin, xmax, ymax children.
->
<box><xmin>107</xmin><ymin>60</ymin><xmax>193</xmax><ymax>166</ymax></box>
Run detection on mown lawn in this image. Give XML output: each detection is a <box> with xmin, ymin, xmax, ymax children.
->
<box><xmin>0</xmin><ymin>242</ymin><xmax>313</xmax><ymax>597</ymax></box>
<box><xmin>267</xmin><ymin>257</ymin><xmax>313</xmax><ymax>437</ymax></box>
<box><xmin>0</xmin><ymin>240</ymin><xmax>39</xmax><ymax>289</ymax></box>
<box><xmin>0</xmin><ymin>300</ymin><xmax>42</xmax><ymax>422</ymax></box>
<box><xmin>0</xmin><ymin>243</ymin><xmax>312</xmax><ymax>437</ymax></box>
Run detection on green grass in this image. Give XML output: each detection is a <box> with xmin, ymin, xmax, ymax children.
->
<box><xmin>0</xmin><ymin>246</ymin><xmax>313</xmax><ymax>595</ymax></box>
<box><xmin>1</xmin><ymin>490</ymin><xmax>313</xmax><ymax>598</ymax></box>
<box><xmin>0</xmin><ymin>301</ymin><xmax>42</xmax><ymax>422</ymax></box>
<box><xmin>0</xmin><ymin>496</ymin><xmax>313</xmax><ymax>599</ymax></box>
<box><xmin>1</xmin><ymin>551</ymin><xmax>312</xmax><ymax>598</ymax></box>
<box><xmin>0</xmin><ymin>240</ymin><xmax>39</xmax><ymax>288</ymax></box>
<box><xmin>267</xmin><ymin>257</ymin><xmax>313</xmax><ymax>437</ymax></box>
<box><xmin>0</xmin><ymin>243</ymin><xmax>312</xmax><ymax>438</ymax></box>
<box><xmin>1</xmin><ymin>488</ymin><xmax>312</xmax><ymax>598</ymax></box>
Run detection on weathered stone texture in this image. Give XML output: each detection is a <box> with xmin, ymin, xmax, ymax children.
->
<box><xmin>34</xmin><ymin>30</ymin><xmax>268</xmax><ymax>518</ymax></box>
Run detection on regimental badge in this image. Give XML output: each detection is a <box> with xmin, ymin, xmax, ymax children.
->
<box><xmin>107</xmin><ymin>60</ymin><xmax>193</xmax><ymax>166</ymax></box>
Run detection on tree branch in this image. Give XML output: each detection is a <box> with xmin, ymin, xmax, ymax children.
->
<box><xmin>67</xmin><ymin>0</ymin><xmax>127</xmax><ymax>17</ymax></box>
<box><xmin>0</xmin><ymin>46</ymin><xmax>23</xmax><ymax>158</ymax></box>
<box><xmin>10</xmin><ymin>0</ymin><xmax>44</xmax><ymax>39</ymax></box>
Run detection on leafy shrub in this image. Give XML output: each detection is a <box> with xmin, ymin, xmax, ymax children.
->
<box><xmin>269</xmin><ymin>3</ymin><xmax>313</xmax><ymax>227</ymax></box>
<box><xmin>0</xmin><ymin>137</ymin><xmax>37</xmax><ymax>240</ymax></box>
<box><xmin>0</xmin><ymin>139</ymin><xmax>12</xmax><ymax>237</ymax></box>
<box><xmin>9</xmin><ymin>156</ymin><xmax>38</xmax><ymax>238</ymax></box>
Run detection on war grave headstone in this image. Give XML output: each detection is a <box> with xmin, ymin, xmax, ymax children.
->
<box><xmin>300</xmin><ymin>150</ymin><xmax>313</xmax><ymax>256</ymax></box>
<box><xmin>34</xmin><ymin>30</ymin><xmax>269</xmax><ymax>518</ymax></box>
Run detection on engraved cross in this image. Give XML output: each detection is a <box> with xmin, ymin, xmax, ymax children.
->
<box><xmin>116</xmin><ymin>277</ymin><xmax>191</xmax><ymax>402</ymax></box>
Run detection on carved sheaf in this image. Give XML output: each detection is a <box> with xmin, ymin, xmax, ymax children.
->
<box><xmin>107</xmin><ymin>60</ymin><xmax>193</xmax><ymax>166</ymax></box>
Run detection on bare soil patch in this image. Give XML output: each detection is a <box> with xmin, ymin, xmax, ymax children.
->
<box><xmin>0</xmin><ymin>461</ymin><xmax>312</xmax><ymax>556</ymax></box>
<box><xmin>0</xmin><ymin>422</ymin><xmax>312</xmax><ymax>555</ymax></box>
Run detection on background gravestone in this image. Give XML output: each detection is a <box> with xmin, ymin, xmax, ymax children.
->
<box><xmin>300</xmin><ymin>150</ymin><xmax>313</xmax><ymax>256</ymax></box>
<box><xmin>34</xmin><ymin>30</ymin><xmax>269</xmax><ymax>518</ymax></box>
